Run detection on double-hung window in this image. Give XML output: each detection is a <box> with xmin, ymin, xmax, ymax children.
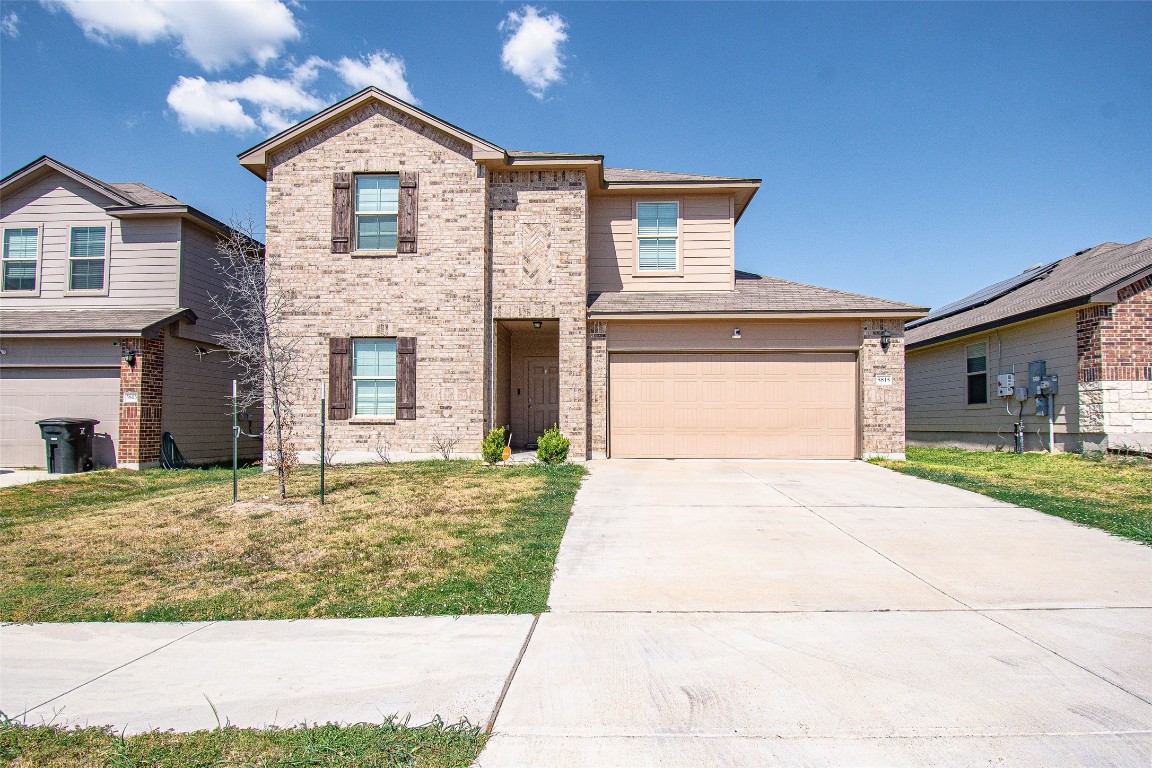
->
<box><xmin>355</xmin><ymin>174</ymin><xmax>399</xmax><ymax>251</ymax></box>
<box><xmin>636</xmin><ymin>202</ymin><xmax>679</xmax><ymax>272</ymax></box>
<box><xmin>966</xmin><ymin>342</ymin><xmax>988</xmax><ymax>405</ymax></box>
<box><xmin>69</xmin><ymin>226</ymin><xmax>107</xmax><ymax>291</ymax></box>
<box><xmin>353</xmin><ymin>339</ymin><xmax>397</xmax><ymax>418</ymax></box>
<box><xmin>2</xmin><ymin>228</ymin><xmax>39</xmax><ymax>292</ymax></box>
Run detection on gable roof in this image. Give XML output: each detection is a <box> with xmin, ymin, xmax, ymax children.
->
<box><xmin>1</xmin><ymin>156</ymin><xmax>246</xmax><ymax>240</ymax></box>
<box><xmin>588</xmin><ymin>270</ymin><xmax>927</xmax><ymax>317</ymax></box>
<box><xmin>906</xmin><ymin>238</ymin><xmax>1152</xmax><ymax>349</ymax></box>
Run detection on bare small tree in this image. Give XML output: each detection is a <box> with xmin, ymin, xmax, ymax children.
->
<box><xmin>431</xmin><ymin>433</ymin><xmax>459</xmax><ymax>461</ymax></box>
<box><xmin>210</xmin><ymin>216</ymin><xmax>301</xmax><ymax>500</ymax></box>
<box><xmin>373</xmin><ymin>437</ymin><xmax>392</xmax><ymax>464</ymax></box>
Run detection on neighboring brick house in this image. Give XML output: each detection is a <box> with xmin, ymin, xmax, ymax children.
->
<box><xmin>0</xmin><ymin>156</ymin><xmax>263</xmax><ymax>469</ymax></box>
<box><xmin>238</xmin><ymin>88</ymin><xmax>926</xmax><ymax>461</ymax></box>
<box><xmin>905</xmin><ymin>238</ymin><xmax>1152</xmax><ymax>453</ymax></box>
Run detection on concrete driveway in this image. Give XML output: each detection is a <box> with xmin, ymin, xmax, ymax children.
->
<box><xmin>479</xmin><ymin>460</ymin><xmax>1152</xmax><ymax>767</ymax></box>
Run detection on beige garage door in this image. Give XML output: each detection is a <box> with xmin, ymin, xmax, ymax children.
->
<box><xmin>0</xmin><ymin>368</ymin><xmax>120</xmax><ymax>468</ymax></box>
<box><xmin>609</xmin><ymin>352</ymin><xmax>858</xmax><ymax>459</ymax></box>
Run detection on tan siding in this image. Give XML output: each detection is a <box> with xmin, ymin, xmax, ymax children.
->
<box><xmin>588</xmin><ymin>193</ymin><xmax>735</xmax><ymax>293</ymax></box>
<box><xmin>1</xmin><ymin>171</ymin><xmax>180</xmax><ymax>308</ymax></box>
<box><xmin>607</xmin><ymin>319</ymin><xmax>862</xmax><ymax>352</ymax></box>
<box><xmin>906</xmin><ymin>311</ymin><xmax>1080</xmax><ymax>449</ymax></box>
<box><xmin>161</xmin><ymin>336</ymin><xmax>262</xmax><ymax>464</ymax></box>
<box><xmin>177</xmin><ymin>220</ymin><xmax>231</xmax><ymax>342</ymax></box>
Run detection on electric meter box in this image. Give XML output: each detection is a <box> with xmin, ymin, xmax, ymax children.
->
<box><xmin>996</xmin><ymin>373</ymin><xmax>1015</xmax><ymax>397</ymax></box>
<box><xmin>1029</xmin><ymin>360</ymin><xmax>1047</xmax><ymax>397</ymax></box>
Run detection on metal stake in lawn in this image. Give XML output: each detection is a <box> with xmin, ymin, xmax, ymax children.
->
<box><xmin>232</xmin><ymin>379</ymin><xmax>239</xmax><ymax>504</ymax></box>
<box><xmin>320</xmin><ymin>382</ymin><xmax>326</xmax><ymax>505</ymax></box>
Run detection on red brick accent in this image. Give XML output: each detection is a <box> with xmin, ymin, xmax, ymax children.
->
<box><xmin>1077</xmin><ymin>275</ymin><xmax>1152</xmax><ymax>383</ymax></box>
<box><xmin>117</xmin><ymin>333</ymin><xmax>165</xmax><ymax>466</ymax></box>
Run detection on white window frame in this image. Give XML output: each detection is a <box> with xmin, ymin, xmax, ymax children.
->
<box><xmin>1</xmin><ymin>224</ymin><xmax>43</xmax><ymax>296</ymax></box>
<box><xmin>353</xmin><ymin>173</ymin><xmax>399</xmax><ymax>254</ymax></box>
<box><xmin>633</xmin><ymin>199</ymin><xmax>682</xmax><ymax>276</ymax></box>
<box><xmin>352</xmin><ymin>338</ymin><xmax>398</xmax><ymax>419</ymax></box>
<box><xmin>966</xmin><ymin>341</ymin><xmax>989</xmax><ymax>406</ymax></box>
<box><xmin>66</xmin><ymin>223</ymin><xmax>111</xmax><ymax>295</ymax></box>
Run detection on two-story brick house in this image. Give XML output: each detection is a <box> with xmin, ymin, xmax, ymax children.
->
<box><xmin>239</xmin><ymin>88</ymin><xmax>926</xmax><ymax>462</ymax></box>
<box><xmin>0</xmin><ymin>156</ymin><xmax>262</xmax><ymax>469</ymax></box>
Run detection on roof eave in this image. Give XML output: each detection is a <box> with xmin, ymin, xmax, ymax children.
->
<box><xmin>1</xmin><ymin>155</ymin><xmax>136</xmax><ymax>206</ymax></box>
<box><xmin>0</xmin><ymin>308</ymin><xmax>197</xmax><ymax>338</ymax></box>
<box><xmin>905</xmin><ymin>298</ymin><xmax>1094</xmax><ymax>351</ymax></box>
<box><xmin>1089</xmin><ymin>264</ymin><xmax>1152</xmax><ymax>304</ymax></box>
<box><xmin>588</xmin><ymin>308</ymin><xmax>929</xmax><ymax>320</ymax></box>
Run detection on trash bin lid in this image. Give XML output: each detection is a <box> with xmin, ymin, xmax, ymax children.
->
<box><xmin>36</xmin><ymin>417</ymin><xmax>100</xmax><ymax>427</ymax></box>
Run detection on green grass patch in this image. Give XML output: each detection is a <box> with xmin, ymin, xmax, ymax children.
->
<box><xmin>870</xmin><ymin>448</ymin><xmax>1152</xmax><ymax>545</ymax></box>
<box><xmin>0</xmin><ymin>461</ymin><xmax>584</xmax><ymax>622</ymax></box>
<box><xmin>0</xmin><ymin>717</ymin><xmax>487</xmax><ymax>768</ymax></box>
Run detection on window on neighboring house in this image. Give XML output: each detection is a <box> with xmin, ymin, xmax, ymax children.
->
<box><xmin>69</xmin><ymin>226</ymin><xmax>107</xmax><ymax>291</ymax></box>
<box><xmin>353</xmin><ymin>338</ymin><xmax>397</xmax><ymax>418</ymax></box>
<box><xmin>2</xmin><ymin>228</ymin><xmax>38</xmax><ymax>292</ymax></box>
<box><xmin>966</xmin><ymin>342</ymin><xmax>988</xmax><ymax>405</ymax></box>
<box><xmin>355</xmin><ymin>174</ymin><xmax>399</xmax><ymax>251</ymax></box>
<box><xmin>637</xmin><ymin>201</ymin><xmax>679</xmax><ymax>271</ymax></box>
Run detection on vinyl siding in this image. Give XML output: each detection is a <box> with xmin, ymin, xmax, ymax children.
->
<box><xmin>0</xmin><ymin>171</ymin><xmax>180</xmax><ymax>307</ymax></box>
<box><xmin>177</xmin><ymin>219</ymin><xmax>231</xmax><ymax>342</ymax></box>
<box><xmin>588</xmin><ymin>193</ymin><xmax>735</xmax><ymax>293</ymax></box>
<box><xmin>906</xmin><ymin>311</ymin><xmax>1081</xmax><ymax>451</ymax></box>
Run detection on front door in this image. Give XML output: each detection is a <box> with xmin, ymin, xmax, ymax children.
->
<box><xmin>527</xmin><ymin>358</ymin><xmax>560</xmax><ymax>445</ymax></box>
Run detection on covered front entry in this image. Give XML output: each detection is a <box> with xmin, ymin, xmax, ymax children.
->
<box><xmin>494</xmin><ymin>319</ymin><xmax>560</xmax><ymax>449</ymax></box>
<box><xmin>609</xmin><ymin>352</ymin><xmax>858</xmax><ymax>459</ymax></box>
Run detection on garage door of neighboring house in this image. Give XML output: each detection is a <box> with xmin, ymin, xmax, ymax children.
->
<box><xmin>0</xmin><ymin>368</ymin><xmax>120</xmax><ymax>468</ymax></box>
<box><xmin>609</xmin><ymin>352</ymin><xmax>858</xmax><ymax>459</ymax></box>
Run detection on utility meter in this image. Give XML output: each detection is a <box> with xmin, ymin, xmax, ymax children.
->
<box><xmin>1014</xmin><ymin>386</ymin><xmax>1030</xmax><ymax>402</ymax></box>
<box><xmin>996</xmin><ymin>373</ymin><xmax>1015</xmax><ymax>397</ymax></box>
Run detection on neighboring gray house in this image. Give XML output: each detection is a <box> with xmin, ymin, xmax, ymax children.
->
<box><xmin>905</xmin><ymin>239</ymin><xmax>1152</xmax><ymax>453</ymax></box>
<box><xmin>0</xmin><ymin>156</ymin><xmax>262</xmax><ymax>469</ymax></box>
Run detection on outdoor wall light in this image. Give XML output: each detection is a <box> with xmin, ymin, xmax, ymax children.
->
<box><xmin>532</xmin><ymin>321</ymin><xmax>542</xmax><ymax>329</ymax></box>
<box><xmin>732</xmin><ymin>327</ymin><xmax>741</xmax><ymax>339</ymax></box>
<box><xmin>121</xmin><ymin>346</ymin><xmax>137</xmax><ymax>368</ymax></box>
<box><xmin>880</xmin><ymin>328</ymin><xmax>892</xmax><ymax>352</ymax></box>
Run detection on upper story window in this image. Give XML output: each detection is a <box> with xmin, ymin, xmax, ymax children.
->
<box><xmin>966</xmin><ymin>342</ymin><xmax>988</xmax><ymax>405</ymax></box>
<box><xmin>69</xmin><ymin>226</ymin><xmax>107</xmax><ymax>292</ymax></box>
<box><xmin>636</xmin><ymin>201</ymin><xmax>679</xmax><ymax>272</ymax></box>
<box><xmin>355</xmin><ymin>174</ymin><xmax>399</xmax><ymax>252</ymax></box>
<box><xmin>353</xmin><ymin>338</ymin><xmax>397</xmax><ymax>418</ymax></box>
<box><xmin>2</xmin><ymin>228</ymin><xmax>39</xmax><ymax>292</ymax></box>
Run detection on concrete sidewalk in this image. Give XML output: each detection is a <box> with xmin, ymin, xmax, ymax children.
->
<box><xmin>478</xmin><ymin>460</ymin><xmax>1152</xmax><ymax>767</ymax></box>
<box><xmin>2</xmin><ymin>615</ymin><xmax>534</xmax><ymax>733</ymax></box>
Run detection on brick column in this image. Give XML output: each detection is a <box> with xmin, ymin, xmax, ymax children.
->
<box><xmin>117</xmin><ymin>333</ymin><xmax>165</xmax><ymax>468</ymax></box>
<box><xmin>860</xmin><ymin>319</ymin><xmax>906</xmax><ymax>459</ymax></box>
<box><xmin>587</xmin><ymin>321</ymin><xmax>608</xmax><ymax>458</ymax></box>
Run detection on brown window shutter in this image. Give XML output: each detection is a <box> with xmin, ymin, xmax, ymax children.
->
<box><xmin>396</xmin><ymin>336</ymin><xmax>417</xmax><ymax>420</ymax></box>
<box><xmin>332</xmin><ymin>172</ymin><xmax>352</xmax><ymax>254</ymax></box>
<box><xmin>398</xmin><ymin>171</ymin><xmax>418</xmax><ymax>254</ymax></box>
<box><xmin>328</xmin><ymin>337</ymin><xmax>352</xmax><ymax>420</ymax></box>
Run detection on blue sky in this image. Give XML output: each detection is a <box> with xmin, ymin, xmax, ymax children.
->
<box><xmin>2</xmin><ymin>1</ymin><xmax>1149</xmax><ymax>309</ymax></box>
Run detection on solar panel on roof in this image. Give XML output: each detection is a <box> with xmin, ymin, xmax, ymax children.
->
<box><xmin>909</xmin><ymin>260</ymin><xmax>1061</xmax><ymax>328</ymax></box>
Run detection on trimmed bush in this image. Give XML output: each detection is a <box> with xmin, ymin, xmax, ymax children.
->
<box><xmin>536</xmin><ymin>425</ymin><xmax>570</xmax><ymax>465</ymax></box>
<box><xmin>481</xmin><ymin>427</ymin><xmax>507</xmax><ymax>465</ymax></box>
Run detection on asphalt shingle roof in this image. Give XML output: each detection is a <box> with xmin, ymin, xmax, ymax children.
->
<box><xmin>0</xmin><ymin>308</ymin><xmax>195</xmax><ymax>335</ymax></box>
<box><xmin>602</xmin><ymin>168</ymin><xmax>757</xmax><ymax>183</ymax></box>
<box><xmin>107</xmin><ymin>183</ymin><xmax>184</xmax><ymax>207</ymax></box>
<box><xmin>588</xmin><ymin>270</ymin><xmax>926</xmax><ymax>315</ymax></box>
<box><xmin>906</xmin><ymin>238</ymin><xmax>1152</xmax><ymax>348</ymax></box>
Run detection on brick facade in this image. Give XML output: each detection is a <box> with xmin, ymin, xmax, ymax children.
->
<box><xmin>860</xmin><ymin>319</ymin><xmax>907</xmax><ymax>458</ymax></box>
<box><xmin>586</xmin><ymin>321</ymin><xmax>608</xmax><ymax>458</ymax></box>
<box><xmin>117</xmin><ymin>333</ymin><xmax>164</xmax><ymax>468</ymax></box>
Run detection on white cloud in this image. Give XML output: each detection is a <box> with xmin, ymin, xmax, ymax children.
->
<box><xmin>499</xmin><ymin>6</ymin><xmax>567</xmax><ymax>99</ymax></box>
<box><xmin>43</xmin><ymin>0</ymin><xmax>300</xmax><ymax>70</ymax></box>
<box><xmin>334</xmin><ymin>52</ymin><xmax>416</xmax><ymax>103</ymax></box>
<box><xmin>2</xmin><ymin>11</ymin><xmax>19</xmax><ymax>37</ymax></box>
<box><xmin>165</xmin><ymin>49</ymin><xmax>417</xmax><ymax>135</ymax></box>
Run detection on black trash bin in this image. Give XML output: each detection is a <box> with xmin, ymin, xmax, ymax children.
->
<box><xmin>36</xmin><ymin>418</ymin><xmax>100</xmax><ymax>474</ymax></box>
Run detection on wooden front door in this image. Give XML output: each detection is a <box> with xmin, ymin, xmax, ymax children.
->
<box><xmin>527</xmin><ymin>358</ymin><xmax>560</xmax><ymax>445</ymax></box>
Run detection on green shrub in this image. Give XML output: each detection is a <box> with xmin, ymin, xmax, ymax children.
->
<box><xmin>536</xmin><ymin>425</ymin><xmax>570</xmax><ymax>465</ymax></box>
<box><xmin>481</xmin><ymin>427</ymin><xmax>507</xmax><ymax>465</ymax></box>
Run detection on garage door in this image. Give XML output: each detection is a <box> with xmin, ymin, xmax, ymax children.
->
<box><xmin>0</xmin><ymin>368</ymin><xmax>120</xmax><ymax>468</ymax></box>
<box><xmin>609</xmin><ymin>352</ymin><xmax>857</xmax><ymax>459</ymax></box>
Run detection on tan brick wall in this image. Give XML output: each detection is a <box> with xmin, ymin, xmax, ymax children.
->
<box><xmin>117</xmin><ymin>333</ymin><xmax>164</xmax><ymax>468</ymax></box>
<box><xmin>860</xmin><ymin>319</ymin><xmax>906</xmax><ymax>458</ymax></box>
<box><xmin>265</xmin><ymin>102</ymin><xmax>488</xmax><ymax>458</ymax></box>
<box><xmin>586</xmin><ymin>321</ymin><xmax>608</xmax><ymax>458</ymax></box>
<box><xmin>489</xmin><ymin>170</ymin><xmax>588</xmax><ymax>458</ymax></box>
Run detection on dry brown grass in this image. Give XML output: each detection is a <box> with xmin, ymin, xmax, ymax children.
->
<box><xmin>0</xmin><ymin>461</ymin><xmax>583</xmax><ymax>622</ymax></box>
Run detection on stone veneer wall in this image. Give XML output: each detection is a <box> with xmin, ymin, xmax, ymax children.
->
<box><xmin>117</xmin><ymin>333</ymin><xmax>164</xmax><ymax>468</ymax></box>
<box><xmin>860</xmin><ymin>319</ymin><xmax>907</xmax><ymax>459</ymax></box>
<box><xmin>265</xmin><ymin>102</ymin><xmax>488</xmax><ymax>459</ymax></box>
<box><xmin>488</xmin><ymin>170</ymin><xmax>588</xmax><ymax>458</ymax></box>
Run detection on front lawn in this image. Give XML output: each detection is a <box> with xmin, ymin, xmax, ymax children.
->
<box><xmin>0</xmin><ymin>461</ymin><xmax>583</xmax><ymax>622</ymax></box>
<box><xmin>871</xmin><ymin>448</ymin><xmax>1152</xmax><ymax>545</ymax></box>
<box><xmin>0</xmin><ymin>717</ymin><xmax>486</xmax><ymax>768</ymax></box>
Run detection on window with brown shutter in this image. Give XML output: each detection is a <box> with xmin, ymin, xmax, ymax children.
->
<box><xmin>331</xmin><ymin>172</ymin><xmax>352</xmax><ymax>254</ymax></box>
<box><xmin>328</xmin><ymin>337</ymin><xmax>352</xmax><ymax>420</ymax></box>
<box><xmin>398</xmin><ymin>172</ymin><xmax>418</xmax><ymax>254</ymax></box>
<box><xmin>396</xmin><ymin>336</ymin><xmax>417</xmax><ymax>420</ymax></box>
